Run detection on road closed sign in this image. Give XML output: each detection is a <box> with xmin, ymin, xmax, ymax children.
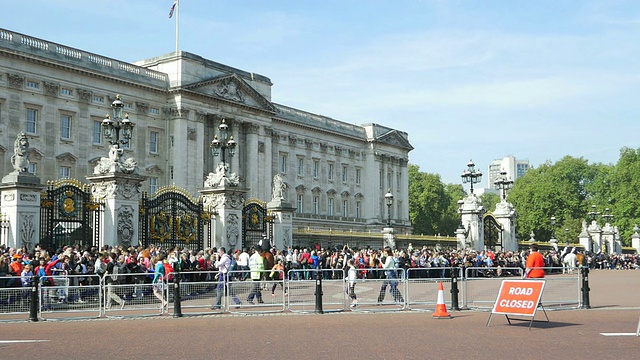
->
<box><xmin>491</xmin><ymin>280</ymin><xmax>546</xmax><ymax>317</ymax></box>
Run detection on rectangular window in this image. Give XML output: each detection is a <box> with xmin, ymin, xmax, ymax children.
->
<box><xmin>342</xmin><ymin>200</ymin><xmax>348</xmax><ymax>217</ymax></box>
<box><xmin>170</xmin><ymin>166</ymin><xmax>174</xmax><ymax>181</ymax></box>
<box><xmin>280</xmin><ymin>154</ymin><xmax>287</xmax><ymax>174</ymax></box>
<box><xmin>122</xmin><ymin>139</ymin><xmax>131</xmax><ymax>149</ymax></box>
<box><xmin>170</xmin><ymin>136</ymin><xmax>174</xmax><ymax>148</ymax></box>
<box><xmin>313</xmin><ymin>196</ymin><xmax>319</xmax><ymax>215</ymax></box>
<box><xmin>150</xmin><ymin>131</ymin><xmax>159</xmax><ymax>153</ymax></box>
<box><xmin>59</xmin><ymin>166</ymin><xmax>71</xmax><ymax>179</ymax></box>
<box><xmin>26</xmin><ymin>80</ymin><xmax>39</xmax><ymax>89</ymax></box>
<box><xmin>28</xmin><ymin>163</ymin><xmax>37</xmax><ymax>175</ymax></box>
<box><xmin>297</xmin><ymin>195</ymin><xmax>303</xmax><ymax>213</ymax></box>
<box><xmin>60</xmin><ymin>114</ymin><xmax>72</xmax><ymax>140</ymax></box>
<box><xmin>328</xmin><ymin>198</ymin><xmax>334</xmax><ymax>216</ymax></box>
<box><xmin>26</xmin><ymin>108</ymin><xmax>38</xmax><ymax>134</ymax></box>
<box><xmin>356</xmin><ymin>201</ymin><xmax>361</xmax><ymax>218</ymax></box>
<box><xmin>150</xmin><ymin>107</ymin><xmax>160</xmax><ymax>115</ymax></box>
<box><xmin>93</xmin><ymin>121</ymin><xmax>102</xmax><ymax>144</ymax></box>
<box><xmin>124</xmin><ymin>102</ymin><xmax>133</xmax><ymax>110</ymax></box>
<box><xmin>60</xmin><ymin>88</ymin><xmax>73</xmax><ymax>96</ymax></box>
<box><xmin>93</xmin><ymin>95</ymin><xmax>104</xmax><ymax>103</ymax></box>
<box><xmin>297</xmin><ymin>157</ymin><xmax>304</xmax><ymax>176</ymax></box>
<box><xmin>328</xmin><ymin>163</ymin><xmax>334</xmax><ymax>180</ymax></box>
<box><xmin>356</xmin><ymin>168</ymin><xmax>361</xmax><ymax>185</ymax></box>
<box><xmin>313</xmin><ymin>160</ymin><xmax>319</xmax><ymax>178</ymax></box>
<box><xmin>149</xmin><ymin>177</ymin><xmax>158</xmax><ymax>194</ymax></box>
<box><xmin>342</xmin><ymin>165</ymin><xmax>348</xmax><ymax>182</ymax></box>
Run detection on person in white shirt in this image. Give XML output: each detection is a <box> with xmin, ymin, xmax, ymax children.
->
<box><xmin>237</xmin><ymin>248</ymin><xmax>251</xmax><ymax>281</ymax></box>
<box><xmin>346</xmin><ymin>259</ymin><xmax>358</xmax><ymax>308</ymax></box>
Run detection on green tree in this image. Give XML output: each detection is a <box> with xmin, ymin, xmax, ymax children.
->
<box><xmin>507</xmin><ymin>156</ymin><xmax>595</xmax><ymax>242</ymax></box>
<box><xmin>408</xmin><ymin>164</ymin><xmax>451</xmax><ymax>235</ymax></box>
<box><xmin>606</xmin><ymin>147</ymin><xmax>640</xmax><ymax>242</ymax></box>
<box><xmin>480</xmin><ymin>192</ymin><xmax>501</xmax><ymax>213</ymax></box>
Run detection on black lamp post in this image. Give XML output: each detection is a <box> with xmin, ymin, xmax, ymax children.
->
<box><xmin>587</xmin><ymin>205</ymin><xmax>600</xmax><ymax>223</ymax></box>
<box><xmin>565</xmin><ymin>228</ymin><xmax>570</xmax><ymax>246</ymax></box>
<box><xmin>210</xmin><ymin>119</ymin><xmax>237</xmax><ymax>173</ymax></box>
<box><xmin>384</xmin><ymin>188</ymin><xmax>394</xmax><ymax>227</ymax></box>
<box><xmin>461</xmin><ymin>160</ymin><xmax>482</xmax><ymax>194</ymax></box>
<box><xmin>102</xmin><ymin>94</ymin><xmax>134</xmax><ymax>160</ymax></box>
<box><xmin>601</xmin><ymin>207</ymin><xmax>614</xmax><ymax>225</ymax></box>
<box><xmin>493</xmin><ymin>170</ymin><xmax>513</xmax><ymax>200</ymax></box>
<box><xmin>587</xmin><ymin>205</ymin><xmax>600</xmax><ymax>252</ymax></box>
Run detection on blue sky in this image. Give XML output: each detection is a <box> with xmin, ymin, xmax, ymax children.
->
<box><xmin>2</xmin><ymin>1</ymin><xmax>640</xmax><ymax>185</ymax></box>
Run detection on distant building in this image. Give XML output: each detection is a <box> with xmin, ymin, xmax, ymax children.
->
<box><xmin>487</xmin><ymin>156</ymin><xmax>530</xmax><ymax>188</ymax></box>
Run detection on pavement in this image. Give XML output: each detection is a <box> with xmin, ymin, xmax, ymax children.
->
<box><xmin>0</xmin><ymin>269</ymin><xmax>638</xmax><ymax>360</ymax></box>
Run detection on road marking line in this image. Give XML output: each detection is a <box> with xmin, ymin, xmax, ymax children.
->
<box><xmin>600</xmin><ymin>333</ymin><xmax>638</xmax><ymax>337</ymax></box>
<box><xmin>0</xmin><ymin>340</ymin><xmax>50</xmax><ymax>344</ymax></box>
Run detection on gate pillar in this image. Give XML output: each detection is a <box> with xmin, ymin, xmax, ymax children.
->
<box><xmin>267</xmin><ymin>199</ymin><xmax>295</xmax><ymax>250</ymax></box>
<box><xmin>87</xmin><ymin>172</ymin><xmax>146</xmax><ymax>248</ymax></box>
<box><xmin>493</xmin><ymin>200</ymin><xmax>517</xmax><ymax>252</ymax></box>
<box><xmin>459</xmin><ymin>193</ymin><xmax>485</xmax><ymax>251</ymax></box>
<box><xmin>201</xmin><ymin>186</ymin><xmax>247</xmax><ymax>251</ymax></box>
<box><xmin>0</xmin><ymin>173</ymin><xmax>43</xmax><ymax>250</ymax></box>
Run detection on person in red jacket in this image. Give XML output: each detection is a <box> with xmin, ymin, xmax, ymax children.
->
<box><xmin>524</xmin><ymin>244</ymin><xmax>545</xmax><ymax>278</ymax></box>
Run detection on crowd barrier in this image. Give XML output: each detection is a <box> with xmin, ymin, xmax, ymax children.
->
<box><xmin>0</xmin><ymin>266</ymin><xmax>584</xmax><ymax>321</ymax></box>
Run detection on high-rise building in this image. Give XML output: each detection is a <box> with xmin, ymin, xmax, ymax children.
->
<box><xmin>487</xmin><ymin>156</ymin><xmax>530</xmax><ymax>188</ymax></box>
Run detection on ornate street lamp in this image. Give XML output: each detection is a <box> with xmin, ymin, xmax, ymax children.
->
<box><xmin>550</xmin><ymin>216</ymin><xmax>557</xmax><ymax>239</ymax></box>
<box><xmin>384</xmin><ymin>188</ymin><xmax>394</xmax><ymax>227</ymax></box>
<box><xmin>493</xmin><ymin>170</ymin><xmax>514</xmax><ymax>200</ymax></box>
<box><xmin>587</xmin><ymin>204</ymin><xmax>600</xmax><ymax>223</ymax></box>
<box><xmin>602</xmin><ymin>207</ymin><xmax>614</xmax><ymax>225</ymax></box>
<box><xmin>461</xmin><ymin>160</ymin><xmax>482</xmax><ymax>194</ymax></box>
<box><xmin>565</xmin><ymin>228</ymin><xmax>570</xmax><ymax>246</ymax></box>
<box><xmin>102</xmin><ymin>94</ymin><xmax>134</xmax><ymax>161</ymax></box>
<box><xmin>210</xmin><ymin>119</ymin><xmax>237</xmax><ymax>173</ymax></box>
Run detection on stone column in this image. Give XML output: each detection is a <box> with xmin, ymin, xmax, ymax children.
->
<box><xmin>588</xmin><ymin>221</ymin><xmax>602</xmax><ymax>253</ymax></box>
<box><xmin>243</xmin><ymin>122</ymin><xmax>260</xmax><ymax>197</ymax></box>
<box><xmin>493</xmin><ymin>200</ymin><xmax>518</xmax><ymax>252</ymax></box>
<box><xmin>87</xmin><ymin>172</ymin><xmax>146</xmax><ymax>248</ymax></box>
<box><xmin>631</xmin><ymin>226</ymin><xmax>640</xmax><ymax>254</ymax></box>
<box><xmin>201</xmin><ymin>186</ymin><xmax>247</xmax><ymax>252</ymax></box>
<box><xmin>459</xmin><ymin>194</ymin><xmax>485</xmax><ymax>251</ymax></box>
<box><xmin>578</xmin><ymin>220</ymin><xmax>593</xmax><ymax>252</ymax></box>
<box><xmin>0</xmin><ymin>173</ymin><xmax>43</xmax><ymax>250</ymax></box>
<box><xmin>267</xmin><ymin>199</ymin><xmax>296</xmax><ymax>250</ymax></box>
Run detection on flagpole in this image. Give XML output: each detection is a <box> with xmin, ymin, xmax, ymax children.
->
<box><xmin>175</xmin><ymin>0</ymin><xmax>179</xmax><ymax>54</ymax></box>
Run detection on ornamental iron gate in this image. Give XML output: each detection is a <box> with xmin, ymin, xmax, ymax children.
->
<box><xmin>483</xmin><ymin>213</ymin><xmax>503</xmax><ymax>251</ymax></box>
<box><xmin>139</xmin><ymin>185</ymin><xmax>206</xmax><ymax>251</ymax></box>
<box><xmin>242</xmin><ymin>198</ymin><xmax>271</xmax><ymax>251</ymax></box>
<box><xmin>40</xmin><ymin>179</ymin><xmax>102</xmax><ymax>251</ymax></box>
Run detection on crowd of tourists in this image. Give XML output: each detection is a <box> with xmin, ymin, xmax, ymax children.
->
<box><xmin>1</xmin><ymin>241</ymin><xmax>639</xmax><ymax>292</ymax></box>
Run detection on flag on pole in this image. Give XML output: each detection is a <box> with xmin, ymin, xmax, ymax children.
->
<box><xmin>169</xmin><ymin>0</ymin><xmax>177</xmax><ymax>18</ymax></box>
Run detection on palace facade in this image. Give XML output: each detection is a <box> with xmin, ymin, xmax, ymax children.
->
<box><xmin>0</xmin><ymin>28</ymin><xmax>413</xmax><ymax>237</ymax></box>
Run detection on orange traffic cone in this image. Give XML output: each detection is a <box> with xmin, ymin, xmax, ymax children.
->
<box><xmin>432</xmin><ymin>281</ymin><xmax>451</xmax><ymax>319</ymax></box>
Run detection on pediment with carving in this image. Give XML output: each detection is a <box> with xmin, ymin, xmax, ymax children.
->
<box><xmin>183</xmin><ymin>74</ymin><xmax>275</xmax><ymax>112</ymax></box>
<box><xmin>145</xmin><ymin>164</ymin><xmax>163</xmax><ymax>175</ymax></box>
<box><xmin>55</xmin><ymin>152</ymin><xmax>77</xmax><ymax>165</ymax></box>
<box><xmin>28</xmin><ymin>148</ymin><xmax>44</xmax><ymax>161</ymax></box>
<box><xmin>376</xmin><ymin>130</ymin><xmax>414</xmax><ymax>150</ymax></box>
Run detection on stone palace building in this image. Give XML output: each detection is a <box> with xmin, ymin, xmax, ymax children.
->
<box><xmin>0</xmin><ymin>28</ymin><xmax>413</xmax><ymax>250</ymax></box>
